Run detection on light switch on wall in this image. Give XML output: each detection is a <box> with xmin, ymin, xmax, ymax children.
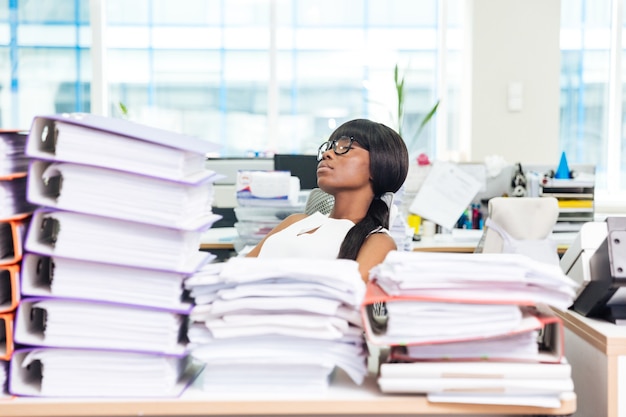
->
<box><xmin>508</xmin><ymin>82</ymin><xmax>523</xmax><ymax>112</ymax></box>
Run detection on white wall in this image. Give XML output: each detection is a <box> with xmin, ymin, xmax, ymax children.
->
<box><xmin>466</xmin><ymin>0</ymin><xmax>561</xmax><ymax>165</ymax></box>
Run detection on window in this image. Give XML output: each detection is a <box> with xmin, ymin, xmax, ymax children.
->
<box><xmin>0</xmin><ymin>0</ymin><xmax>450</xmax><ymax>160</ymax></box>
<box><xmin>1</xmin><ymin>0</ymin><xmax>624</xmax><ymax>199</ymax></box>
<box><xmin>560</xmin><ymin>0</ymin><xmax>624</xmax><ymax>197</ymax></box>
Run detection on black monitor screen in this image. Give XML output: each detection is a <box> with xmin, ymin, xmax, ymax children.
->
<box><xmin>273</xmin><ymin>154</ymin><xmax>319</xmax><ymax>190</ymax></box>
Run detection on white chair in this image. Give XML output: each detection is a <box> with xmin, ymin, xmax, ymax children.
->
<box><xmin>476</xmin><ymin>196</ymin><xmax>560</xmax><ymax>265</ymax></box>
<box><xmin>304</xmin><ymin>188</ymin><xmax>334</xmax><ymax>215</ymax></box>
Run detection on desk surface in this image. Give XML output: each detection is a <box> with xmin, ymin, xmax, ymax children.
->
<box><xmin>554</xmin><ymin>308</ymin><xmax>626</xmax><ymax>356</ymax></box>
<box><xmin>200</xmin><ymin>228</ymin><xmax>576</xmax><ymax>254</ymax></box>
<box><xmin>0</xmin><ymin>373</ymin><xmax>576</xmax><ymax>416</ymax></box>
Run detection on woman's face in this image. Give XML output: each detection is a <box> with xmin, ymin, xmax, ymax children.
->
<box><xmin>316</xmin><ymin>138</ymin><xmax>372</xmax><ymax>195</ymax></box>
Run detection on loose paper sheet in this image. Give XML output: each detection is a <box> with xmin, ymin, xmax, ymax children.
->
<box><xmin>409</xmin><ymin>162</ymin><xmax>483</xmax><ymax>230</ymax></box>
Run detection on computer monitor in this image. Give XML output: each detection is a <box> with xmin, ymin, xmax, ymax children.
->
<box><xmin>273</xmin><ymin>154</ymin><xmax>319</xmax><ymax>190</ymax></box>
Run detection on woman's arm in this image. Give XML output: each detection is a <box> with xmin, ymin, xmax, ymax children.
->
<box><xmin>355</xmin><ymin>232</ymin><xmax>397</xmax><ymax>283</ymax></box>
<box><xmin>245</xmin><ymin>213</ymin><xmax>308</xmax><ymax>257</ymax></box>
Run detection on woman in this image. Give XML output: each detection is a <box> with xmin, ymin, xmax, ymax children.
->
<box><xmin>246</xmin><ymin>118</ymin><xmax>409</xmax><ymax>282</ymax></box>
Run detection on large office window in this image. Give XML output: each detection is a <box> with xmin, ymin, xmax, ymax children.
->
<box><xmin>0</xmin><ymin>0</ymin><xmax>624</xmax><ymax>197</ymax></box>
<box><xmin>0</xmin><ymin>0</ymin><xmax>452</xmax><ymax>159</ymax></box>
<box><xmin>560</xmin><ymin>0</ymin><xmax>624</xmax><ymax>195</ymax></box>
<box><xmin>0</xmin><ymin>0</ymin><xmax>90</xmax><ymax>125</ymax></box>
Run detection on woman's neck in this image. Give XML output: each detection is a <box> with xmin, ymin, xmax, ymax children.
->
<box><xmin>329</xmin><ymin>193</ymin><xmax>373</xmax><ymax>223</ymax></box>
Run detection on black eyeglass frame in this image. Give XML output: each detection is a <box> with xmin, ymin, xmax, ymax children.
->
<box><xmin>317</xmin><ymin>136</ymin><xmax>357</xmax><ymax>161</ymax></box>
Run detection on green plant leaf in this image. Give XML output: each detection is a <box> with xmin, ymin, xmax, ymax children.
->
<box><xmin>118</xmin><ymin>102</ymin><xmax>129</xmax><ymax>118</ymax></box>
<box><xmin>415</xmin><ymin>99</ymin><xmax>440</xmax><ymax>139</ymax></box>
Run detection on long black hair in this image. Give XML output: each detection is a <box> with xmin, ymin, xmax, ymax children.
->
<box><xmin>326</xmin><ymin>119</ymin><xmax>409</xmax><ymax>260</ymax></box>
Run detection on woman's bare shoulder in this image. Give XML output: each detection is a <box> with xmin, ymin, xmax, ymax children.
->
<box><xmin>281</xmin><ymin>212</ymin><xmax>308</xmax><ymax>225</ymax></box>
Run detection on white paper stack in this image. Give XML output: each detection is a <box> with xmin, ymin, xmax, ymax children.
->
<box><xmin>373</xmin><ymin>251</ymin><xmax>578</xmax><ymax>310</ymax></box>
<box><xmin>0</xmin><ymin>129</ymin><xmax>35</xmax><ymax>397</ymax></box>
<box><xmin>378</xmin><ymin>360</ymin><xmax>574</xmax><ymax>408</ymax></box>
<box><xmin>9</xmin><ymin>113</ymin><xmax>221</xmax><ymax>398</ymax></box>
<box><xmin>233</xmin><ymin>173</ymin><xmax>308</xmax><ymax>249</ymax></box>
<box><xmin>185</xmin><ymin>257</ymin><xmax>368</xmax><ymax>392</ymax></box>
<box><xmin>364</xmin><ymin>250</ymin><xmax>579</xmax><ymax>408</ymax></box>
<box><xmin>0</xmin><ymin>176</ymin><xmax>37</xmax><ymax>219</ymax></box>
<box><xmin>233</xmin><ymin>202</ymin><xmax>306</xmax><ymax>248</ymax></box>
<box><xmin>0</xmin><ymin>130</ymin><xmax>30</xmax><ymax>177</ymax></box>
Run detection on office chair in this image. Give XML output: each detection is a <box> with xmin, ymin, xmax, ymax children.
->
<box><xmin>475</xmin><ymin>196</ymin><xmax>560</xmax><ymax>265</ymax></box>
<box><xmin>304</xmin><ymin>188</ymin><xmax>335</xmax><ymax>215</ymax></box>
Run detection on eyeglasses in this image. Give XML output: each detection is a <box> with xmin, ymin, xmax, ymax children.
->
<box><xmin>317</xmin><ymin>136</ymin><xmax>357</xmax><ymax>161</ymax></box>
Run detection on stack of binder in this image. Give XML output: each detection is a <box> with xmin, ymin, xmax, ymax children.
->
<box><xmin>234</xmin><ymin>171</ymin><xmax>307</xmax><ymax>249</ymax></box>
<box><xmin>363</xmin><ymin>251</ymin><xmax>579</xmax><ymax>408</ymax></box>
<box><xmin>0</xmin><ymin>129</ymin><xmax>35</xmax><ymax>398</ymax></box>
<box><xmin>184</xmin><ymin>257</ymin><xmax>369</xmax><ymax>391</ymax></box>
<box><xmin>9</xmin><ymin>113</ymin><xmax>222</xmax><ymax>398</ymax></box>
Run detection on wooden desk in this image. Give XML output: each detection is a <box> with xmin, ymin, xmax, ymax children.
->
<box><xmin>200</xmin><ymin>227</ymin><xmax>239</xmax><ymax>251</ymax></box>
<box><xmin>553</xmin><ymin>309</ymin><xmax>626</xmax><ymax>417</ymax></box>
<box><xmin>200</xmin><ymin>228</ymin><xmax>573</xmax><ymax>255</ymax></box>
<box><xmin>0</xmin><ymin>372</ymin><xmax>576</xmax><ymax>416</ymax></box>
<box><xmin>412</xmin><ymin>236</ymin><xmax>478</xmax><ymax>253</ymax></box>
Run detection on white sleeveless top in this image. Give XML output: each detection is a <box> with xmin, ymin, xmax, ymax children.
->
<box><xmin>258</xmin><ymin>212</ymin><xmax>355</xmax><ymax>259</ymax></box>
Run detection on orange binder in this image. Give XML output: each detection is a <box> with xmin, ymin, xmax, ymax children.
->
<box><xmin>0</xmin><ymin>264</ymin><xmax>20</xmax><ymax>313</ymax></box>
<box><xmin>0</xmin><ymin>215</ymin><xmax>30</xmax><ymax>266</ymax></box>
<box><xmin>361</xmin><ymin>281</ymin><xmax>564</xmax><ymax>363</ymax></box>
<box><xmin>0</xmin><ymin>312</ymin><xmax>14</xmax><ymax>360</ymax></box>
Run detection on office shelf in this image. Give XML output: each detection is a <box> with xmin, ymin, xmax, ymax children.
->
<box><xmin>540</xmin><ymin>176</ymin><xmax>595</xmax><ymax>234</ymax></box>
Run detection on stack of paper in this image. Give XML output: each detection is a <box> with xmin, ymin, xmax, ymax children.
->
<box><xmin>0</xmin><ymin>129</ymin><xmax>33</xmax><ymax>398</ymax></box>
<box><xmin>9</xmin><ymin>113</ymin><xmax>221</xmax><ymax>398</ymax></box>
<box><xmin>185</xmin><ymin>257</ymin><xmax>368</xmax><ymax>391</ymax></box>
<box><xmin>233</xmin><ymin>203</ymin><xmax>306</xmax><ymax>248</ymax></box>
<box><xmin>0</xmin><ymin>176</ymin><xmax>38</xmax><ymax>219</ymax></box>
<box><xmin>364</xmin><ymin>250</ymin><xmax>579</xmax><ymax>408</ymax></box>
<box><xmin>378</xmin><ymin>360</ymin><xmax>574</xmax><ymax>408</ymax></box>
<box><xmin>0</xmin><ymin>130</ymin><xmax>30</xmax><ymax>177</ymax></box>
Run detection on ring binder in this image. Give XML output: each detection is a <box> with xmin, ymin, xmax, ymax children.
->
<box><xmin>38</xmin><ymin>121</ymin><xmax>57</xmax><ymax>153</ymax></box>
<box><xmin>29</xmin><ymin>307</ymin><xmax>47</xmax><ymax>333</ymax></box>
<box><xmin>0</xmin><ymin>264</ymin><xmax>20</xmax><ymax>313</ymax></box>
<box><xmin>38</xmin><ymin>216</ymin><xmax>59</xmax><ymax>246</ymax></box>
<box><xmin>40</xmin><ymin>171</ymin><xmax>62</xmax><ymax>198</ymax></box>
<box><xmin>34</xmin><ymin>255</ymin><xmax>54</xmax><ymax>286</ymax></box>
<box><xmin>9</xmin><ymin>347</ymin><xmax>203</xmax><ymax>397</ymax></box>
<box><xmin>27</xmin><ymin>160</ymin><xmax>222</xmax><ymax>230</ymax></box>
<box><xmin>21</xmin><ymin>253</ymin><xmax>192</xmax><ymax>311</ymax></box>
<box><xmin>26</xmin><ymin>114</ymin><xmax>219</xmax><ymax>184</ymax></box>
<box><xmin>14</xmin><ymin>297</ymin><xmax>191</xmax><ymax>355</ymax></box>
<box><xmin>0</xmin><ymin>216</ymin><xmax>29</xmax><ymax>266</ymax></box>
<box><xmin>0</xmin><ymin>313</ymin><xmax>14</xmax><ymax>360</ymax></box>
<box><xmin>25</xmin><ymin>209</ymin><xmax>212</xmax><ymax>273</ymax></box>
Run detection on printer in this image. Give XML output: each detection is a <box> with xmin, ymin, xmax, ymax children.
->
<box><xmin>561</xmin><ymin>217</ymin><xmax>626</xmax><ymax>323</ymax></box>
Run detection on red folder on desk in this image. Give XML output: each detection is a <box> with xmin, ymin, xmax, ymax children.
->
<box><xmin>0</xmin><ymin>313</ymin><xmax>14</xmax><ymax>360</ymax></box>
<box><xmin>361</xmin><ymin>281</ymin><xmax>564</xmax><ymax>363</ymax></box>
<box><xmin>0</xmin><ymin>264</ymin><xmax>20</xmax><ymax>313</ymax></box>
